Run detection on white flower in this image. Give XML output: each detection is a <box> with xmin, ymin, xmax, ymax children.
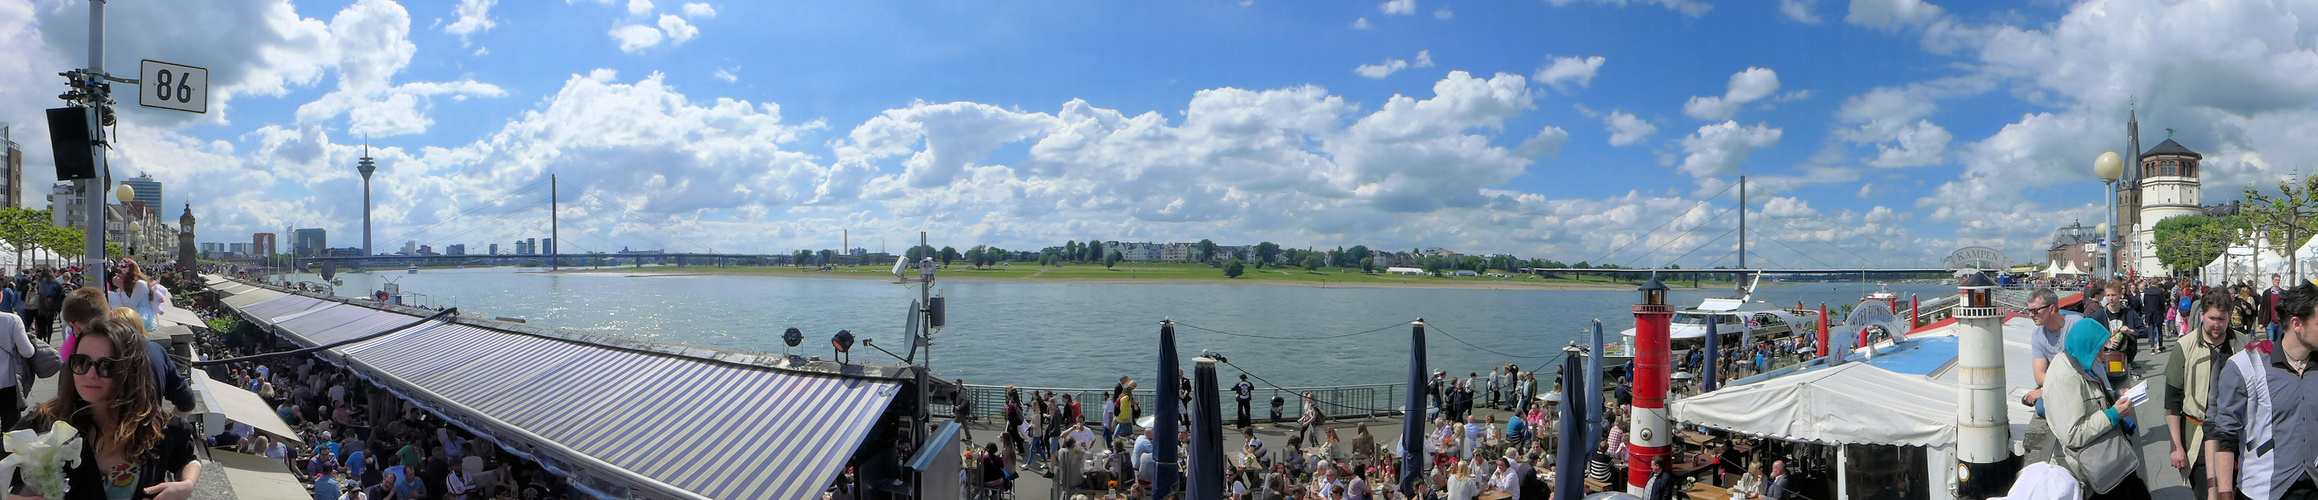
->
<box><xmin>0</xmin><ymin>421</ymin><xmax>86</xmax><ymax>497</ymax></box>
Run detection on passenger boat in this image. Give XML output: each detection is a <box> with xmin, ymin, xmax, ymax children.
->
<box><xmin>407</xmin><ymin>264</ymin><xmax>420</xmax><ymax>274</ymax></box>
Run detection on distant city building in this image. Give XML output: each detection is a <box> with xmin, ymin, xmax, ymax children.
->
<box><xmin>489</xmin><ymin>243</ymin><xmax>499</xmax><ymax>256</ymax></box>
<box><xmin>121</xmin><ymin>173</ymin><xmax>161</xmax><ymax>210</ymax></box>
<box><xmin>228</xmin><ymin>242</ymin><xmax>251</xmax><ymax>255</ymax></box>
<box><xmin>416</xmin><ymin>244</ymin><xmax>435</xmax><ymax>256</ymax></box>
<box><xmin>0</xmin><ymin>123</ymin><xmax>21</xmax><ymax>209</ymax></box>
<box><xmin>46</xmin><ymin>183</ymin><xmax>84</xmax><ymax>230</ymax></box>
<box><xmin>200</xmin><ymin>242</ymin><xmax>225</xmax><ymax>257</ymax></box>
<box><xmin>447</xmin><ymin>244</ymin><xmax>465</xmax><ymax>256</ymax></box>
<box><xmin>293</xmin><ymin>228</ymin><xmax>327</xmax><ymax>256</ymax></box>
<box><xmin>401</xmin><ymin>240</ymin><xmax>417</xmax><ymax>255</ymax></box>
<box><xmin>543</xmin><ymin>238</ymin><xmax>555</xmax><ymax>255</ymax></box>
<box><xmin>848</xmin><ymin>247</ymin><xmax>866</xmax><ymax>257</ymax></box>
<box><xmin>324</xmin><ymin>247</ymin><xmax>364</xmax><ymax>257</ymax></box>
<box><xmin>252</xmin><ymin>233</ymin><xmax>277</xmax><ymax>257</ymax></box>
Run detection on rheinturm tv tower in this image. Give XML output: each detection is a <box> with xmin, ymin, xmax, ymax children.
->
<box><xmin>358</xmin><ymin>143</ymin><xmax>377</xmax><ymax>256</ymax></box>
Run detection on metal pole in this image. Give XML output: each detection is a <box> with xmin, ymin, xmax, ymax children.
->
<box><xmin>80</xmin><ymin>0</ymin><xmax>108</xmax><ymax>287</ymax></box>
<box><xmin>550</xmin><ymin>174</ymin><xmax>558</xmax><ymax>271</ymax></box>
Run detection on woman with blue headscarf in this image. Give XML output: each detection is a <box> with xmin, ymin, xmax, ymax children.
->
<box><xmin>2048</xmin><ymin>317</ymin><xmax>2152</xmax><ymax>499</ymax></box>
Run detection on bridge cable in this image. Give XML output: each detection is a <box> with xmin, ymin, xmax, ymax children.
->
<box><xmin>557</xmin><ymin>179</ymin><xmax>721</xmax><ymax>253</ymax></box>
<box><xmin>1586</xmin><ymin>182</ymin><xmax>1737</xmax><ymax>267</ymax></box>
<box><xmin>1615</xmin><ymin>202</ymin><xmax>1739</xmax><ymax>269</ymax></box>
<box><xmin>378</xmin><ymin>178</ymin><xmax>552</xmax><ymax>246</ymax></box>
<box><xmin>418</xmin><ymin>199</ymin><xmax>553</xmax><ymax>249</ymax></box>
<box><xmin>1650</xmin><ymin>227</ymin><xmax>1741</xmax><ymax>269</ymax></box>
<box><xmin>1756</xmin><ymin>212</ymin><xmax>1895</xmax><ymax>269</ymax></box>
<box><xmin>1744</xmin><ymin>226</ymin><xmax>1840</xmax><ymax>269</ymax></box>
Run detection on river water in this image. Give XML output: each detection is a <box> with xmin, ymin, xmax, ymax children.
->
<box><xmin>268</xmin><ymin>268</ymin><xmax>1961</xmax><ymax>389</ymax></box>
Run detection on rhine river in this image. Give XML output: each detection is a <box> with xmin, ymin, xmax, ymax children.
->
<box><xmin>272</xmin><ymin>268</ymin><xmax>1961</xmax><ymax>389</ymax></box>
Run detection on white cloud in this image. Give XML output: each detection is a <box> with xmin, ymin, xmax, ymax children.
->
<box><xmin>610</xmin><ymin>24</ymin><xmax>665</xmax><ymax>52</ymax></box>
<box><xmin>1381</xmin><ymin>0</ymin><xmax>1415</xmax><ymax>15</ymax></box>
<box><xmin>1544</xmin><ymin>0</ymin><xmax>1710</xmax><ymax>17</ymax></box>
<box><xmin>1353</xmin><ymin>50</ymin><xmax>1429</xmax><ymax>79</ymax></box>
<box><xmin>1434</xmin><ymin>9</ymin><xmax>1454</xmax><ymax>19</ymax></box>
<box><xmin>713</xmin><ymin>66</ymin><xmax>739</xmax><ymax>82</ymax></box>
<box><xmin>1352</xmin><ymin>17</ymin><xmax>1371</xmax><ymax>29</ymax></box>
<box><xmin>1533</xmin><ymin>55</ymin><xmax>1606</xmax><ymax>93</ymax></box>
<box><xmin>1780</xmin><ymin>0</ymin><xmax>1821</xmax><ymax>23</ymax></box>
<box><xmin>444</xmin><ymin>0</ymin><xmax>497</xmax><ymax>44</ymax></box>
<box><xmin>1676</xmin><ymin>121</ymin><xmax>1782</xmax><ymax>177</ymax></box>
<box><xmin>1856</xmin><ymin>183</ymin><xmax>1875</xmax><ymax>199</ymax></box>
<box><xmin>1604</xmin><ymin>111</ymin><xmax>1657</xmax><ymax>147</ymax></box>
<box><xmin>1846</xmin><ymin>0</ymin><xmax>1944</xmax><ymax>30</ymax></box>
<box><xmin>1683</xmin><ymin>67</ymin><xmax>1781</xmax><ymax>120</ymax></box>
<box><xmin>682</xmin><ymin>2</ymin><xmax>716</xmax><ymax>18</ymax></box>
<box><xmin>1863</xmin><ymin>119</ymin><xmax>1950</xmax><ymax>168</ymax></box>
<box><xmin>1517</xmin><ymin>126</ymin><xmax>1571</xmax><ymax>159</ymax></box>
<box><xmin>627</xmin><ymin>0</ymin><xmax>655</xmax><ymax>16</ymax></box>
<box><xmin>657</xmin><ymin>14</ymin><xmax>699</xmax><ymax>43</ymax></box>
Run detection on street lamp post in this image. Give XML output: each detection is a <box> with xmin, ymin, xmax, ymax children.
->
<box><xmin>2095</xmin><ymin>152</ymin><xmax>2124</xmax><ymax>279</ymax></box>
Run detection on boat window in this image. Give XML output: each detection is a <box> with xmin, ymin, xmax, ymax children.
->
<box><xmin>1674</xmin><ymin>314</ymin><xmax>1741</xmax><ymax>326</ymax></box>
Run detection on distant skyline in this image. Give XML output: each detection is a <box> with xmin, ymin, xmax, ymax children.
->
<box><xmin>8</xmin><ymin>0</ymin><xmax>2318</xmax><ymax>268</ymax></box>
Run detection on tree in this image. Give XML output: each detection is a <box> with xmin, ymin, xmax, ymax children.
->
<box><xmin>1197</xmin><ymin>239</ymin><xmax>1218</xmax><ymax>263</ymax></box>
<box><xmin>1224</xmin><ymin>258</ymin><xmax>1245</xmax><ymax>278</ymax></box>
<box><xmin>2154</xmin><ymin>215</ymin><xmax>2248</xmax><ymax>273</ymax></box>
<box><xmin>905</xmin><ymin>246</ymin><xmax>927</xmax><ymax>262</ymax></box>
<box><xmin>963</xmin><ymin>246</ymin><xmax>984</xmax><ymax>269</ymax></box>
<box><xmin>1085</xmin><ymin>240</ymin><xmax>1105</xmax><ymax>264</ymax></box>
<box><xmin>1254</xmin><ymin>242</ymin><xmax>1280</xmax><ymax>268</ymax></box>
<box><xmin>1105</xmin><ymin>250</ymin><xmax>1122</xmax><ymax>268</ymax></box>
<box><xmin>105</xmin><ymin>242</ymin><xmax>126</xmax><ymax>259</ymax></box>
<box><xmin>2244</xmin><ymin>176</ymin><xmax>2318</xmax><ymax>281</ymax></box>
<box><xmin>1348</xmin><ymin>245</ymin><xmax>1370</xmax><ymax>268</ymax></box>
<box><xmin>939</xmin><ymin>246</ymin><xmax>959</xmax><ymax>267</ymax></box>
<box><xmin>1420</xmin><ymin>256</ymin><xmax>1444</xmax><ymax>275</ymax></box>
<box><xmin>1360</xmin><ymin>256</ymin><xmax>1375</xmax><ymax>273</ymax></box>
<box><xmin>794</xmin><ymin>249</ymin><xmax>813</xmax><ymax>266</ymax></box>
<box><xmin>1302</xmin><ymin>254</ymin><xmax>1323</xmax><ymax>271</ymax></box>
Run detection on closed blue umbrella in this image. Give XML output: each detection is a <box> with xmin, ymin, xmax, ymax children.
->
<box><xmin>1701</xmin><ymin>317</ymin><xmax>1720</xmax><ymax>392</ymax></box>
<box><xmin>1558</xmin><ymin>345</ymin><xmax>1590</xmax><ymax>497</ymax></box>
<box><xmin>1188</xmin><ymin>356</ymin><xmax>1226</xmax><ymax>500</ymax></box>
<box><xmin>1155</xmin><ymin>320</ymin><xmax>1183</xmax><ymax>498</ymax></box>
<box><xmin>1399</xmin><ymin>319</ymin><xmax>1429</xmax><ymax>495</ymax></box>
<box><xmin>1587</xmin><ymin>320</ymin><xmax>1607</xmax><ymax>450</ymax></box>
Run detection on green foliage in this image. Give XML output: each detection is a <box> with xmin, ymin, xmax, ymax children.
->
<box><xmin>2243</xmin><ymin>176</ymin><xmax>2318</xmax><ymax>278</ymax></box>
<box><xmin>2154</xmin><ymin>215</ymin><xmax>2248</xmax><ymax>273</ymax></box>
<box><xmin>1301</xmin><ymin>254</ymin><xmax>1322</xmax><ymax>271</ymax></box>
<box><xmin>1359</xmin><ymin>256</ymin><xmax>1375</xmax><ymax>273</ymax></box>
<box><xmin>1253</xmin><ymin>242</ymin><xmax>1279</xmax><ymax>268</ymax></box>
<box><xmin>1224</xmin><ymin>258</ymin><xmax>1245</xmax><ymax>278</ymax></box>
<box><xmin>1194</xmin><ymin>239</ymin><xmax>1216</xmax><ymax>263</ymax></box>
<box><xmin>1104</xmin><ymin>250</ymin><xmax>1121</xmax><ymax>268</ymax></box>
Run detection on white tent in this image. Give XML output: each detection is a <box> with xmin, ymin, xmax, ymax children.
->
<box><xmin>2040</xmin><ymin>263</ymin><xmax>2059</xmax><ymax>279</ymax></box>
<box><xmin>0</xmin><ymin>244</ymin><xmax>69</xmax><ymax>269</ymax></box>
<box><xmin>1671</xmin><ymin>362</ymin><xmax>1958</xmax><ymax>446</ymax></box>
<box><xmin>2058</xmin><ymin>261</ymin><xmax>2085</xmax><ymax>276</ymax></box>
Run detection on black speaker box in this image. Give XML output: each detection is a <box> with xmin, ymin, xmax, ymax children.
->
<box><xmin>46</xmin><ymin>107</ymin><xmax>99</xmax><ymax>181</ymax></box>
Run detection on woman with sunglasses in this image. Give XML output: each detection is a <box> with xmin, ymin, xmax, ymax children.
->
<box><xmin>5</xmin><ymin>316</ymin><xmax>198</xmax><ymax>500</ymax></box>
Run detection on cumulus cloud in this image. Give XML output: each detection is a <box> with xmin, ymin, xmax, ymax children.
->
<box><xmin>657</xmin><ymin>14</ymin><xmax>699</xmax><ymax>43</ymax></box>
<box><xmin>627</xmin><ymin>0</ymin><xmax>655</xmax><ymax>16</ymax></box>
<box><xmin>1353</xmin><ymin>50</ymin><xmax>1432</xmax><ymax>79</ymax></box>
<box><xmin>1676</xmin><ymin>121</ymin><xmax>1782</xmax><ymax>177</ymax></box>
<box><xmin>1533</xmin><ymin>55</ymin><xmax>1606</xmax><ymax>93</ymax></box>
<box><xmin>1517</xmin><ymin>126</ymin><xmax>1572</xmax><ymax>159</ymax></box>
<box><xmin>610</xmin><ymin>24</ymin><xmax>665</xmax><ymax>51</ymax></box>
<box><xmin>1352</xmin><ymin>17</ymin><xmax>1372</xmax><ymax>29</ymax></box>
<box><xmin>1544</xmin><ymin>0</ymin><xmax>1710</xmax><ymax>17</ymax></box>
<box><xmin>1381</xmin><ymin>0</ymin><xmax>1415</xmax><ymax>15</ymax></box>
<box><xmin>1780</xmin><ymin>0</ymin><xmax>1821</xmax><ymax>23</ymax></box>
<box><xmin>1683</xmin><ymin>67</ymin><xmax>1781</xmax><ymax>120</ymax></box>
<box><xmin>444</xmin><ymin>0</ymin><xmax>497</xmax><ymax>44</ymax></box>
<box><xmin>1604</xmin><ymin>111</ymin><xmax>1657</xmax><ymax>147</ymax></box>
<box><xmin>682</xmin><ymin>2</ymin><xmax>716</xmax><ymax>18</ymax></box>
<box><xmin>1846</xmin><ymin>0</ymin><xmax>1944</xmax><ymax>30</ymax></box>
<box><xmin>713</xmin><ymin>66</ymin><xmax>739</xmax><ymax>82</ymax></box>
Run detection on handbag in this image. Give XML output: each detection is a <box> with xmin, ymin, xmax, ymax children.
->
<box><xmin>2060</xmin><ymin>366</ymin><xmax>2140</xmax><ymax>491</ymax></box>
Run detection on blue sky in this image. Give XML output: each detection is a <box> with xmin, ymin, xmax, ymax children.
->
<box><xmin>6</xmin><ymin>0</ymin><xmax>2316</xmax><ymax>270</ymax></box>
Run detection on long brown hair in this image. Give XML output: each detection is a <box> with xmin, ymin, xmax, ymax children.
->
<box><xmin>35</xmin><ymin>316</ymin><xmax>169</xmax><ymax>461</ymax></box>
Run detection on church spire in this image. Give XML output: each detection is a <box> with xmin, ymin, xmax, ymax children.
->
<box><xmin>2126</xmin><ymin>99</ymin><xmax>2142</xmax><ymax>180</ymax></box>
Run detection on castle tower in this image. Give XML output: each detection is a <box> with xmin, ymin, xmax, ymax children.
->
<box><xmin>2134</xmin><ymin>135</ymin><xmax>2202</xmax><ymax>275</ymax></box>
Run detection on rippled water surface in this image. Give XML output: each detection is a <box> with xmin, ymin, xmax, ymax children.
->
<box><xmin>274</xmin><ymin>268</ymin><xmax>1960</xmax><ymax>388</ymax></box>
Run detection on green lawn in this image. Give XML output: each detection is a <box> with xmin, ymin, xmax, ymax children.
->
<box><xmin>624</xmin><ymin>261</ymin><xmax>1731</xmax><ymax>287</ymax></box>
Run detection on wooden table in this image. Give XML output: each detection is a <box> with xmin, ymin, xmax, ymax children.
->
<box><xmin>1680</xmin><ymin>430</ymin><xmax>1720</xmax><ymax>447</ymax></box>
<box><xmin>1686</xmin><ymin>484</ymin><xmax>1732</xmax><ymax>500</ymax></box>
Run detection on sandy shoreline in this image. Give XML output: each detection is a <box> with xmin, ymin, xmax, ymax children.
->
<box><xmin>550</xmin><ymin>266</ymin><xmax>1693</xmax><ymax>291</ymax></box>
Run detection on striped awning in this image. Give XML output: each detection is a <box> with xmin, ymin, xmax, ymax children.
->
<box><xmin>202</xmin><ymin>276</ymin><xmax>905</xmax><ymax>500</ymax></box>
<box><xmin>334</xmin><ymin>323</ymin><xmax>902</xmax><ymax>499</ymax></box>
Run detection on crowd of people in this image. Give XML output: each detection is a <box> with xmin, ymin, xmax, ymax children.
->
<box><xmin>2019</xmin><ymin>275</ymin><xmax>2315</xmax><ymax>500</ymax></box>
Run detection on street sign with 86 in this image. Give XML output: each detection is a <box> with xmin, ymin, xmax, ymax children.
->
<box><xmin>138</xmin><ymin>59</ymin><xmax>207</xmax><ymax>114</ymax></box>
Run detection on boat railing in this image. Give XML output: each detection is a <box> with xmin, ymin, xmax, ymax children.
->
<box><xmin>946</xmin><ymin>381</ymin><xmax>1426</xmax><ymax>426</ymax></box>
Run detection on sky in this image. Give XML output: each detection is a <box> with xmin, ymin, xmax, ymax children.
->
<box><xmin>4</xmin><ymin>0</ymin><xmax>2318</xmax><ymax>269</ymax></box>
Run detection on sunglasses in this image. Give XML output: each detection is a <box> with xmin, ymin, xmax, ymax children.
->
<box><xmin>2027</xmin><ymin>303</ymin><xmax>2057</xmax><ymax>314</ymax></box>
<box><xmin>68</xmin><ymin>354</ymin><xmax>128</xmax><ymax>379</ymax></box>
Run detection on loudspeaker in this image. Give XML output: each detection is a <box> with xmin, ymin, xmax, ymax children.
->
<box><xmin>46</xmin><ymin>107</ymin><xmax>99</xmax><ymax>181</ymax></box>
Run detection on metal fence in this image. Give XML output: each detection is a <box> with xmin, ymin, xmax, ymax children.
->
<box><xmin>940</xmin><ymin>381</ymin><xmax>1451</xmax><ymax>427</ymax></box>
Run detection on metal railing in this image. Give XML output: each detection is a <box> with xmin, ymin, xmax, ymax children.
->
<box><xmin>941</xmin><ymin>381</ymin><xmax>1460</xmax><ymax>427</ymax></box>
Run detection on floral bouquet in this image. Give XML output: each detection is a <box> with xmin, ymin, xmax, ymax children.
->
<box><xmin>0</xmin><ymin>421</ymin><xmax>85</xmax><ymax>497</ymax></box>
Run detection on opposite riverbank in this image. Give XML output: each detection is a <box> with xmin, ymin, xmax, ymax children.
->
<box><xmin>552</xmin><ymin>262</ymin><xmax>1740</xmax><ymax>290</ymax></box>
